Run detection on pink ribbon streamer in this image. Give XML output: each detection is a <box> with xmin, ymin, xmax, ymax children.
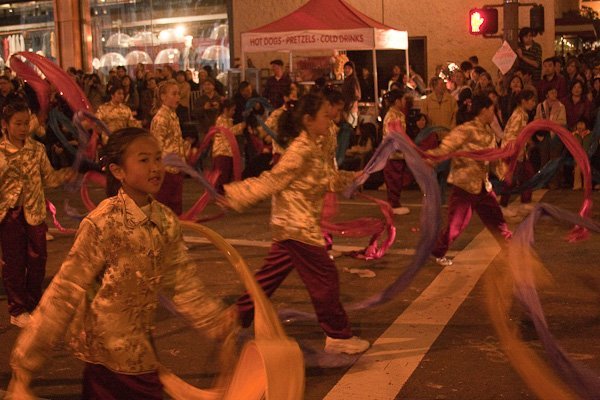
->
<box><xmin>11</xmin><ymin>52</ymin><xmax>91</xmax><ymax>113</ymax></box>
<box><xmin>45</xmin><ymin>200</ymin><xmax>77</xmax><ymax>234</ymax></box>
<box><xmin>9</xmin><ymin>56</ymin><xmax>51</xmax><ymax>122</ymax></box>
<box><xmin>321</xmin><ymin>192</ymin><xmax>396</xmax><ymax>260</ymax></box>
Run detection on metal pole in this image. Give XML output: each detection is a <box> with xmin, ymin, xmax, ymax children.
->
<box><xmin>372</xmin><ymin>49</ymin><xmax>379</xmax><ymax>119</ymax></box>
<box><xmin>405</xmin><ymin>46</ymin><xmax>410</xmax><ymax>87</ymax></box>
<box><xmin>503</xmin><ymin>0</ymin><xmax>519</xmax><ymax>49</ymax></box>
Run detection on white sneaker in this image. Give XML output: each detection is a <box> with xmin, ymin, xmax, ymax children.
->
<box><xmin>435</xmin><ymin>257</ymin><xmax>453</xmax><ymax>267</ymax></box>
<box><xmin>392</xmin><ymin>206</ymin><xmax>410</xmax><ymax>215</ymax></box>
<box><xmin>324</xmin><ymin>336</ymin><xmax>370</xmax><ymax>354</ymax></box>
<box><xmin>46</xmin><ymin>232</ymin><xmax>54</xmax><ymax>241</ymax></box>
<box><xmin>500</xmin><ymin>206</ymin><xmax>518</xmax><ymax>218</ymax></box>
<box><xmin>10</xmin><ymin>312</ymin><xmax>32</xmax><ymax>328</ymax></box>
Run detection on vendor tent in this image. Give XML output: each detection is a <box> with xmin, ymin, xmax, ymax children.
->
<box><xmin>240</xmin><ymin>0</ymin><xmax>409</xmax><ymax>103</ymax></box>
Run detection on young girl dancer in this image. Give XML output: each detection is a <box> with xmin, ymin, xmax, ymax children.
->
<box><xmin>212</xmin><ymin>98</ymin><xmax>245</xmax><ymax>193</ymax></box>
<box><xmin>427</xmin><ymin>95</ymin><xmax>512</xmax><ymax>266</ymax></box>
<box><xmin>499</xmin><ymin>89</ymin><xmax>537</xmax><ymax>214</ymax></box>
<box><xmin>222</xmin><ymin>93</ymin><xmax>370</xmax><ymax>355</ymax></box>
<box><xmin>0</xmin><ymin>101</ymin><xmax>76</xmax><ymax>327</ymax></box>
<box><xmin>383</xmin><ymin>89</ymin><xmax>411</xmax><ymax>215</ymax></box>
<box><xmin>8</xmin><ymin>127</ymin><xmax>236</xmax><ymax>399</ymax></box>
<box><xmin>150</xmin><ymin>80</ymin><xmax>187</xmax><ymax>214</ymax></box>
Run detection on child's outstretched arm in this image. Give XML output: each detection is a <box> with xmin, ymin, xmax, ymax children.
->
<box><xmin>162</xmin><ymin>223</ymin><xmax>239</xmax><ymax>340</ymax></box>
<box><xmin>223</xmin><ymin>142</ymin><xmax>306</xmax><ymax>212</ymax></box>
<box><xmin>10</xmin><ymin>219</ymin><xmax>105</xmax><ymax>389</ymax></box>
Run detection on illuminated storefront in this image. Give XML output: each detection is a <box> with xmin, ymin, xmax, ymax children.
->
<box><xmin>0</xmin><ymin>1</ymin><xmax>56</xmax><ymax>70</ymax></box>
<box><xmin>89</xmin><ymin>0</ymin><xmax>230</xmax><ymax>74</ymax></box>
<box><xmin>0</xmin><ymin>0</ymin><xmax>231</xmax><ymax>74</ymax></box>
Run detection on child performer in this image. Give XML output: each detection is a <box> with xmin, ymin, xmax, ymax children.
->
<box><xmin>427</xmin><ymin>95</ymin><xmax>512</xmax><ymax>266</ymax></box>
<box><xmin>383</xmin><ymin>89</ymin><xmax>411</xmax><ymax>215</ymax></box>
<box><xmin>499</xmin><ymin>89</ymin><xmax>537</xmax><ymax>215</ymax></box>
<box><xmin>572</xmin><ymin>118</ymin><xmax>592</xmax><ymax>190</ymax></box>
<box><xmin>0</xmin><ymin>101</ymin><xmax>76</xmax><ymax>328</ymax></box>
<box><xmin>8</xmin><ymin>127</ymin><xmax>237</xmax><ymax>400</ymax></box>
<box><xmin>212</xmin><ymin>99</ymin><xmax>245</xmax><ymax>193</ymax></box>
<box><xmin>150</xmin><ymin>80</ymin><xmax>187</xmax><ymax>215</ymax></box>
<box><xmin>222</xmin><ymin>93</ymin><xmax>370</xmax><ymax>355</ymax></box>
<box><xmin>264</xmin><ymin>82</ymin><xmax>299</xmax><ymax>165</ymax></box>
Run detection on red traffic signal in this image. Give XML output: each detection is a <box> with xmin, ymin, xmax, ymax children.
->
<box><xmin>469</xmin><ymin>8</ymin><xmax>499</xmax><ymax>35</ymax></box>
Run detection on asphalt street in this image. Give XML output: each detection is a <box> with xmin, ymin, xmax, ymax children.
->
<box><xmin>1</xmin><ymin>182</ymin><xmax>599</xmax><ymax>400</ymax></box>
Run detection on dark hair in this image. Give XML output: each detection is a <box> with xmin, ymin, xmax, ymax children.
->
<box><xmin>470</xmin><ymin>95</ymin><xmax>493</xmax><ymax>118</ymax></box>
<box><xmin>460</xmin><ymin>61</ymin><xmax>473</xmax><ymax>72</ymax></box>
<box><xmin>277</xmin><ymin>93</ymin><xmax>325</xmax><ymax>148</ymax></box>
<box><xmin>107</xmin><ymin>83</ymin><xmax>123</xmax><ymax>96</ymax></box>
<box><xmin>343</xmin><ymin>61</ymin><xmax>355</xmax><ymax>71</ymax></box>
<box><xmin>1</xmin><ymin>100</ymin><xmax>30</xmax><ymax>125</ymax></box>
<box><xmin>575</xmin><ymin>117</ymin><xmax>589</xmax><ymax>128</ymax></box>
<box><xmin>468</xmin><ymin>55</ymin><xmax>479</xmax><ymax>64</ymax></box>
<box><xmin>100</xmin><ymin>127</ymin><xmax>154</xmax><ymax>197</ymax></box>
<box><xmin>519</xmin><ymin>27</ymin><xmax>534</xmax><ymax>41</ymax></box>
<box><xmin>473</xmin><ymin>66</ymin><xmax>486</xmax><ymax>75</ymax></box>
<box><xmin>324</xmin><ymin>88</ymin><xmax>344</xmax><ymax>105</ymax></box>
<box><xmin>219</xmin><ymin>98</ymin><xmax>235</xmax><ymax>114</ymax></box>
<box><xmin>543</xmin><ymin>57</ymin><xmax>555</xmax><ymax>65</ymax></box>
<box><xmin>238</xmin><ymin>81</ymin><xmax>251</xmax><ymax>92</ymax></box>
<box><xmin>570</xmin><ymin>79</ymin><xmax>586</xmax><ymax>96</ymax></box>
<box><xmin>387</xmin><ymin>89</ymin><xmax>405</xmax><ymax>104</ymax></box>
<box><xmin>116</xmin><ymin>66</ymin><xmax>126</xmax><ymax>72</ymax></box>
<box><xmin>517</xmin><ymin>89</ymin><xmax>535</xmax><ymax>104</ymax></box>
<box><xmin>270</xmin><ymin>59</ymin><xmax>284</xmax><ymax>67</ymax></box>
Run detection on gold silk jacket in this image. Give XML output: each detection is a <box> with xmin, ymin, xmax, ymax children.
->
<box><xmin>96</xmin><ymin>102</ymin><xmax>140</xmax><ymax>144</ymax></box>
<box><xmin>0</xmin><ymin>136</ymin><xmax>71</xmax><ymax>225</ymax></box>
<box><xmin>427</xmin><ymin>117</ymin><xmax>501</xmax><ymax>195</ymax></box>
<box><xmin>11</xmin><ymin>190</ymin><xmax>226</xmax><ymax>375</ymax></box>
<box><xmin>264</xmin><ymin>107</ymin><xmax>285</xmax><ymax>155</ymax></box>
<box><xmin>224</xmin><ymin>132</ymin><xmax>355</xmax><ymax>246</ymax></box>
<box><xmin>319</xmin><ymin>121</ymin><xmax>339</xmax><ymax>177</ymax></box>
<box><xmin>501</xmin><ymin>106</ymin><xmax>529</xmax><ymax>161</ymax></box>
<box><xmin>383</xmin><ymin>107</ymin><xmax>406</xmax><ymax>160</ymax></box>
<box><xmin>212</xmin><ymin>115</ymin><xmax>244</xmax><ymax>158</ymax></box>
<box><xmin>150</xmin><ymin>105</ymin><xmax>185</xmax><ymax>174</ymax></box>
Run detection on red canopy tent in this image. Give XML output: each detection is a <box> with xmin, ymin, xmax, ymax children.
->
<box><xmin>240</xmin><ymin>0</ymin><xmax>409</xmax><ymax>105</ymax></box>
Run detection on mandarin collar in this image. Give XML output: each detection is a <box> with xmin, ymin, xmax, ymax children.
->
<box><xmin>117</xmin><ymin>189</ymin><xmax>165</xmax><ymax>233</ymax></box>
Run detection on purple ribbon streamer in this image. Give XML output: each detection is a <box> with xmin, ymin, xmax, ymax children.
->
<box><xmin>510</xmin><ymin>204</ymin><xmax>600</xmax><ymax>399</ymax></box>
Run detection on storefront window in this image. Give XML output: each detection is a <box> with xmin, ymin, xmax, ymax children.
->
<box><xmin>90</xmin><ymin>0</ymin><xmax>229</xmax><ymax>77</ymax></box>
<box><xmin>0</xmin><ymin>1</ymin><xmax>56</xmax><ymax>71</ymax></box>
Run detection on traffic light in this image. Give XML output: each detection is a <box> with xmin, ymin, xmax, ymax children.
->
<box><xmin>469</xmin><ymin>8</ymin><xmax>499</xmax><ymax>35</ymax></box>
<box><xmin>530</xmin><ymin>5</ymin><xmax>545</xmax><ymax>34</ymax></box>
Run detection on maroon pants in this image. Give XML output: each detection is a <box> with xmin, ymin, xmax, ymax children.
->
<box><xmin>237</xmin><ymin>240</ymin><xmax>353</xmax><ymax>339</ymax></box>
<box><xmin>82</xmin><ymin>363</ymin><xmax>163</xmax><ymax>400</ymax></box>
<box><xmin>500</xmin><ymin>160</ymin><xmax>535</xmax><ymax>207</ymax></box>
<box><xmin>213</xmin><ymin>155</ymin><xmax>233</xmax><ymax>194</ymax></box>
<box><xmin>155</xmin><ymin>171</ymin><xmax>184</xmax><ymax>215</ymax></box>
<box><xmin>432</xmin><ymin>185</ymin><xmax>512</xmax><ymax>258</ymax></box>
<box><xmin>0</xmin><ymin>207</ymin><xmax>47</xmax><ymax>316</ymax></box>
<box><xmin>383</xmin><ymin>159</ymin><xmax>407</xmax><ymax>208</ymax></box>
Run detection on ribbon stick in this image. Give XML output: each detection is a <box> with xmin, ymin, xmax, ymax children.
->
<box><xmin>161</xmin><ymin>222</ymin><xmax>304</xmax><ymax>400</ymax></box>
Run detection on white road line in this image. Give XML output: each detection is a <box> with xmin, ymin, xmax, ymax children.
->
<box><xmin>323</xmin><ymin>228</ymin><xmax>501</xmax><ymax>400</ymax></box>
<box><xmin>181</xmin><ymin>236</ymin><xmax>459</xmax><ymax>257</ymax></box>
<box><xmin>324</xmin><ymin>189</ymin><xmax>547</xmax><ymax>399</ymax></box>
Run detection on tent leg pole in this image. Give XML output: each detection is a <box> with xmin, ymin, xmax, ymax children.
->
<box><xmin>372</xmin><ymin>49</ymin><xmax>379</xmax><ymax>123</ymax></box>
<box><xmin>405</xmin><ymin>46</ymin><xmax>410</xmax><ymax>85</ymax></box>
<box><xmin>289</xmin><ymin>51</ymin><xmax>293</xmax><ymax>76</ymax></box>
<box><xmin>241</xmin><ymin>51</ymin><xmax>246</xmax><ymax>81</ymax></box>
